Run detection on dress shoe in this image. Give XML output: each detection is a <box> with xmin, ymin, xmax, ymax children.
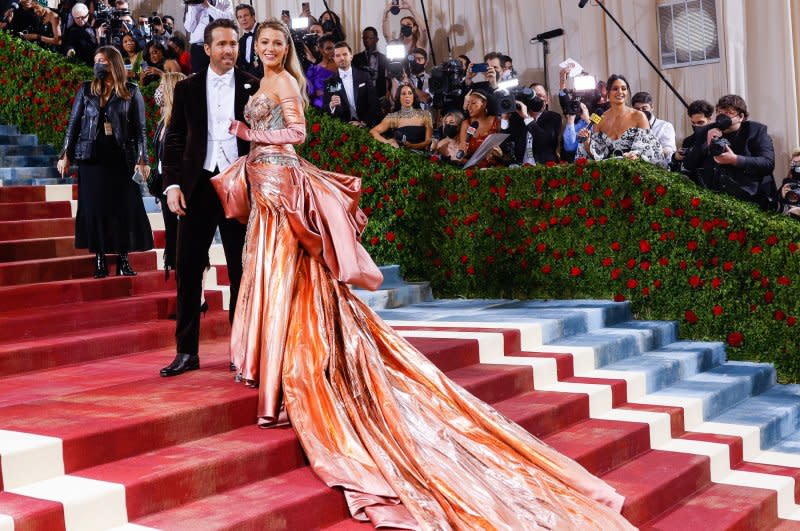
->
<box><xmin>160</xmin><ymin>353</ymin><xmax>200</xmax><ymax>377</ymax></box>
<box><xmin>93</xmin><ymin>253</ymin><xmax>108</xmax><ymax>278</ymax></box>
<box><xmin>116</xmin><ymin>252</ymin><xmax>137</xmax><ymax>276</ymax></box>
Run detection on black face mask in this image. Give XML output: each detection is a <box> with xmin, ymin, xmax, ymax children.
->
<box><xmin>410</xmin><ymin>61</ymin><xmax>425</xmax><ymax>75</ymax></box>
<box><xmin>642</xmin><ymin>110</ymin><xmax>653</xmax><ymax>123</ymax></box>
<box><xmin>93</xmin><ymin>63</ymin><xmax>109</xmax><ymax>80</ymax></box>
<box><xmin>400</xmin><ymin>24</ymin><xmax>413</xmax><ymax>38</ymax></box>
<box><xmin>322</xmin><ymin>20</ymin><xmax>336</xmax><ymax>33</ymax></box>
<box><xmin>442</xmin><ymin>124</ymin><xmax>458</xmax><ymax>138</ymax></box>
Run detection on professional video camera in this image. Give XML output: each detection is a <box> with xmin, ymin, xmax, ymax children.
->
<box><xmin>429</xmin><ymin>58</ymin><xmax>465</xmax><ymax>109</ymax></box>
<box><xmin>485</xmin><ymin>80</ymin><xmax>542</xmax><ymax>116</ymax></box>
<box><xmin>562</xmin><ymin>73</ymin><xmax>600</xmax><ymax>116</ymax></box>
<box><xmin>385</xmin><ymin>43</ymin><xmax>411</xmax><ymax>80</ymax></box>
<box><xmin>94</xmin><ymin>4</ymin><xmax>131</xmax><ymax>44</ymax></box>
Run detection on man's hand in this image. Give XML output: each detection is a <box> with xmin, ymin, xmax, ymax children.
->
<box><xmin>706</xmin><ymin>127</ymin><xmax>723</xmax><ymax>146</ymax></box>
<box><xmin>166</xmin><ymin>187</ymin><xmax>187</xmax><ymax>216</ymax></box>
<box><xmin>330</xmin><ymin>95</ymin><xmax>341</xmax><ymax>108</ymax></box>
<box><xmin>713</xmin><ymin>145</ymin><xmax>738</xmax><ymax>166</ymax></box>
<box><xmin>486</xmin><ymin>66</ymin><xmax>497</xmax><ymax>88</ymax></box>
<box><xmin>348</xmin><ymin>120</ymin><xmax>366</xmax><ymax>128</ymax></box>
<box><xmin>782</xmin><ymin>183</ymin><xmax>795</xmax><ymax>197</ymax></box>
<box><xmin>788</xmin><ymin>206</ymin><xmax>800</xmax><ymax>218</ymax></box>
<box><xmin>515</xmin><ymin>101</ymin><xmax>528</xmax><ymax>119</ymax></box>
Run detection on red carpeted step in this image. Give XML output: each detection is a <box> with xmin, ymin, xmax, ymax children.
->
<box><xmin>0</xmin><ymin>218</ymin><xmax>74</xmax><ymax>241</ymax></box>
<box><xmin>0</xmin><ymin>251</ymin><xmax>156</xmax><ymax>286</ymax></box>
<box><xmin>133</xmin><ymin>467</ymin><xmax>350</xmax><ymax>530</ymax></box>
<box><xmin>0</xmin><ymin>270</ymin><xmax>175</xmax><ymax>313</ymax></box>
<box><xmin>565</xmin><ymin>375</ymin><xmax>629</xmax><ymax>407</ymax></box>
<box><xmin>153</xmin><ymin>229</ymin><xmax>166</xmax><ymax>248</ymax></box>
<box><xmin>0</xmin><ymin>360</ymin><xmax>254</xmax><ymax>472</ymax></box>
<box><xmin>493</xmin><ymin>389</ymin><xmax>590</xmax><ymax>438</ymax></box>
<box><xmin>736</xmin><ymin>461</ymin><xmax>800</xmax><ymax>503</ymax></box>
<box><xmin>446</xmin><ymin>363</ymin><xmax>533</xmax><ymax>404</ymax></box>
<box><xmin>640</xmin><ymin>483</ymin><xmax>778</xmax><ymax>530</ymax></box>
<box><xmin>0</xmin><ymin>236</ymin><xmax>86</xmax><ymax>262</ymax></box>
<box><xmin>393</xmin><ymin>325</ymin><xmax>521</xmax><ymax>353</ymax></box>
<box><xmin>322</xmin><ymin>520</ymin><xmax>373</xmax><ymax>531</ymax></box>
<box><xmin>405</xmin><ymin>336</ymin><xmax>479</xmax><ymax>372</ymax></box>
<box><xmin>604</xmin><ymin>449</ymin><xmax>710</xmax><ymax>527</ymax></box>
<box><xmin>0</xmin><ymin>492</ymin><xmax>65</xmax><ymax>531</ymax></box>
<box><xmin>509</xmin><ymin>350</ymin><xmax>576</xmax><ymax>379</ymax></box>
<box><xmin>215</xmin><ymin>264</ymin><xmax>230</xmax><ymax>286</ymax></box>
<box><xmin>0</xmin><ymin>186</ymin><xmax>46</xmax><ymax>203</ymax></box>
<box><xmin>0</xmin><ymin>311</ymin><xmax>229</xmax><ymax>377</ymax></box>
<box><xmin>0</xmin><ymin>291</ymin><xmax>220</xmax><ymax>342</ymax></box>
<box><xmin>0</xmin><ymin>201</ymin><xmax>71</xmax><ymax>221</ymax></box>
<box><xmin>772</xmin><ymin>519</ymin><xmax>800</xmax><ymax>530</ymax></box>
<box><xmin>76</xmin><ymin>426</ymin><xmax>305</xmax><ymax>521</ymax></box>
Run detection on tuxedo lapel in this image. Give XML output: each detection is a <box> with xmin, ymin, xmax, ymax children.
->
<box><xmin>193</xmin><ymin>68</ymin><xmax>209</xmax><ymax>136</ymax></box>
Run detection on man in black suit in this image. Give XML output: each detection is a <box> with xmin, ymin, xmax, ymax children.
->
<box><xmin>323</xmin><ymin>41</ymin><xmax>377</xmax><ymax>128</ymax></box>
<box><xmin>160</xmin><ymin>18</ymin><xmax>259</xmax><ymax>377</ymax></box>
<box><xmin>352</xmin><ymin>27</ymin><xmax>389</xmax><ymax>99</ymax></box>
<box><xmin>525</xmin><ymin>82</ymin><xmax>563</xmax><ymax>164</ymax></box>
<box><xmin>683</xmin><ymin>94</ymin><xmax>779</xmax><ymax>211</ymax></box>
<box><xmin>235</xmin><ymin>3</ymin><xmax>261</xmax><ymax>78</ymax></box>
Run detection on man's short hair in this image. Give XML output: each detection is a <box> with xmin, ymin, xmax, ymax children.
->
<box><xmin>362</xmin><ymin>26</ymin><xmax>378</xmax><ymax>37</ymax></box>
<box><xmin>168</xmin><ymin>34</ymin><xmax>186</xmax><ymax>51</ymax></box>
<box><xmin>204</xmin><ymin>18</ymin><xmax>238</xmax><ymax>46</ymax></box>
<box><xmin>411</xmin><ymin>47</ymin><xmax>427</xmax><ymax>61</ymax></box>
<box><xmin>717</xmin><ymin>94</ymin><xmax>749</xmax><ymax>119</ymax></box>
<box><xmin>334</xmin><ymin>41</ymin><xmax>351</xmax><ymax>52</ymax></box>
<box><xmin>163</xmin><ymin>15</ymin><xmax>175</xmax><ymax>23</ymax></box>
<box><xmin>631</xmin><ymin>91</ymin><xmax>653</xmax><ymax>106</ymax></box>
<box><xmin>318</xmin><ymin>34</ymin><xmax>337</xmax><ymax>48</ymax></box>
<box><xmin>72</xmin><ymin>3</ymin><xmax>89</xmax><ymax>18</ymax></box>
<box><xmin>687</xmin><ymin>99</ymin><xmax>713</xmax><ymax>118</ymax></box>
<box><xmin>484</xmin><ymin>51</ymin><xmax>503</xmax><ymax>63</ymax></box>
<box><xmin>501</xmin><ymin>54</ymin><xmax>512</xmax><ymax>64</ymax></box>
<box><xmin>235</xmin><ymin>4</ymin><xmax>255</xmax><ymax>17</ymax></box>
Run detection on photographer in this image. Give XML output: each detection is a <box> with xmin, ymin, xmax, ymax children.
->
<box><xmin>62</xmin><ymin>3</ymin><xmax>99</xmax><ymax>65</ymax></box>
<box><xmin>184</xmin><ymin>0</ymin><xmax>234</xmax><ymax>73</ymax></box>
<box><xmin>780</xmin><ymin>149</ymin><xmax>800</xmax><ymax>218</ymax></box>
<box><xmin>147</xmin><ymin>15</ymin><xmax>168</xmax><ymax>47</ymax></box>
<box><xmin>382</xmin><ymin>0</ymin><xmax>426</xmax><ymax>53</ymax></box>
<box><xmin>683</xmin><ymin>94</ymin><xmax>779</xmax><ymax>211</ymax></box>
<box><xmin>465</xmin><ymin>52</ymin><xmax>504</xmax><ymax>91</ymax></box>
<box><xmin>670</xmin><ymin>99</ymin><xmax>713</xmax><ymax>178</ymax></box>
<box><xmin>562</xmin><ymin>101</ymin><xmax>590</xmax><ymax>163</ymax></box>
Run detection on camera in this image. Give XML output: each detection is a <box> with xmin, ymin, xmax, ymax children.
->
<box><xmin>709</xmin><ymin>137</ymin><xmax>731</xmax><ymax>157</ymax></box>
<box><xmin>183</xmin><ymin>0</ymin><xmax>206</xmax><ymax>5</ymax></box>
<box><xmin>390</xmin><ymin>0</ymin><xmax>401</xmax><ymax>15</ymax></box>
<box><xmin>94</xmin><ymin>4</ymin><xmax>131</xmax><ymax>44</ymax></box>
<box><xmin>783</xmin><ymin>182</ymin><xmax>800</xmax><ymax>206</ymax></box>
<box><xmin>562</xmin><ymin>73</ymin><xmax>599</xmax><ymax>116</ymax></box>
<box><xmin>429</xmin><ymin>58</ymin><xmax>465</xmax><ymax>109</ymax></box>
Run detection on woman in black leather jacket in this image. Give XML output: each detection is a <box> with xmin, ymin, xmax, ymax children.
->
<box><xmin>57</xmin><ymin>45</ymin><xmax>153</xmax><ymax>278</ymax></box>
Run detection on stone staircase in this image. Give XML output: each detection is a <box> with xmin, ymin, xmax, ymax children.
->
<box><xmin>0</xmin><ymin>125</ymin><xmax>60</xmax><ymax>186</ymax></box>
<box><xmin>1</xmin><ymin>141</ymin><xmax>800</xmax><ymax>529</ymax></box>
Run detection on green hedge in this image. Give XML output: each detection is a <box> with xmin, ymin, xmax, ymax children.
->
<box><xmin>3</xmin><ymin>33</ymin><xmax>800</xmax><ymax>380</ymax></box>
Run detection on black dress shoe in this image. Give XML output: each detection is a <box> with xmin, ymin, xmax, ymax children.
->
<box><xmin>160</xmin><ymin>353</ymin><xmax>200</xmax><ymax>377</ymax></box>
<box><xmin>93</xmin><ymin>253</ymin><xmax>108</xmax><ymax>279</ymax></box>
<box><xmin>229</xmin><ymin>362</ymin><xmax>236</xmax><ymax>372</ymax></box>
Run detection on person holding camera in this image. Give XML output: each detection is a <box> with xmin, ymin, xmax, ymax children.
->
<box><xmin>382</xmin><ymin>0</ymin><xmax>426</xmax><ymax>53</ymax></box>
<box><xmin>465</xmin><ymin>51</ymin><xmax>503</xmax><ymax>91</ymax></box>
<box><xmin>57</xmin><ymin>45</ymin><xmax>153</xmax><ymax>279</ymax></box>
<box><xmin>682</xmin><ymin>94</ymin><xmax>779</xmax><ymax>211</ymax></box>
<box><xmin>324</xmin><ymin>41</ymin><xmax>377</xmax><ymax>128</ymax></box>
<box><xmin>780</xmin><ymin>149</ymin><xmax>800</xmax><ymax>218</ymax></box>
<box><xmin>562</xmin><ymin>101</ymin><xmax>591</xmax><ymax>163</ymax></box>
<box><xmin>62</xmin><ymin>3</ymin><xmax>100</xmax><ymax>65</ymax></box>
<box><xmin>370</xmin><ymin>82</ymin><xmax>432</xmax><ymax>150</ymax></box>
<box><xmin>669</xmin><ymin>99</ymin><xmax>713</xmax><ymax>178</ymax></box>
<box><xmin>185</xmin><ymin>0</ymin><xmax>234</xmax><ymax>74</ymax></box>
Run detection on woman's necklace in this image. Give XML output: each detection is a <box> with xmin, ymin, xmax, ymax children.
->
<box><xmin>398</xmin><ymin>107</ymin><xmax>416</xmax><ymax>119</ymax></box>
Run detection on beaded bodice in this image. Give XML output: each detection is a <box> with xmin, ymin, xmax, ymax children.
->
<box><xmin>244</xmin><ymin>93</ymin><xmax>285</xmax><ymax>132</ymax></box>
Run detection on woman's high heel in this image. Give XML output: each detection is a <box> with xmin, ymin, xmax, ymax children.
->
<box><xmin>116</xmin><ymin>252</ymin><xmax>137</xmax><ymax>276</ymax></box>
<box><xmin>93</xmin><ymin>253</ymin><xmax>108</xmax><ymax>279</ymax></box>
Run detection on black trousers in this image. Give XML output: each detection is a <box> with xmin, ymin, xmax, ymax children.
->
<box><xmin>190</xmin><ymin>43</ymin><xmax>209</xmax><ymax>74</ymax></box>
<box><xmin>175</xmin><ymin>174</ymin><xmax>246</xmax><ymax>355</ymax></box>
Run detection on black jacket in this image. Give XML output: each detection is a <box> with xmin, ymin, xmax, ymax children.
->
<box><xmin>61</xmin><ymin>81</ymin><xmax>147</xmax><ymax>170</ymax></box>
<box><xmin>322</xmin><ymin>67</ymin><xmax>378</xmax><ymax>127</ymax></box>
<box><xmin>352</xmin><ymin>49</ymin><xmax>390</xmax><ymax>97</ymax></box>
<box><xmin>683</xmin><ymin>120</ymin><xmax>778</xmax><ymax>211</ymax></box>
<box><xmin>237</xmin><ymin>24</ymin><xmax>262</xmax><ymax>78</ymax></box>
<box><xmin>499</xmin><ymin>113</ymin><xmax>533</xmax><ymax>165</ymax></box>
<box><xmin>524</xmin><ymin>110</ymin><xmax>561</xmax><ymax>164</ymax></box>
<box><xmin>62</xmin><ymin>24</ymin><xmax>98</xmax><ymax>66</ymax></box>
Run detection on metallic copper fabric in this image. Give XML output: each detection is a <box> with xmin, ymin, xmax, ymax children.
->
<box><xmin>230</xmin><ymin>94</ymin><xmax>635</xmax><ymax>530</ymax></box>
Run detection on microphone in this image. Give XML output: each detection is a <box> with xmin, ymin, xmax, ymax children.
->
<box><xmin>578</xmin><ymin>0</ymin><xmax>590</xmax><ymax>8</ymax></box>
<box><xmin>456</xmin><ymin>121</ymin><xmax>479</xmax><ymax>160</ymax></box>
<box><xmin>530</xmin><ymin>28</ymin><xmax>564</xmax><ymax>42</ymax></box>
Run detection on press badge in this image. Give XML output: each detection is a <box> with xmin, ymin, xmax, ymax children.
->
<box><xmin>104</xmin><ymin>121</ymin><xmax>113</xmax><ymax>136</ymax></box>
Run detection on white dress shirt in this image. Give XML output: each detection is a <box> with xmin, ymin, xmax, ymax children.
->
<box><xmin>185</xmin><ymin>1</ymin><xmax>234</xmax><ymax>45</ymax></box>
<box><xmin>204</xmin><ymin>68</ymin><xmax>238</xmax><ymax>173</ymax></box>
<box><xmin>337</xmin><ymin>67</ymin><xmax>358</xmax><ymax>120</ymax></box>
<box><xmin>650</xmin><ymin>117</ymin><xmax>677</xmax><ymax>158</ymax></box>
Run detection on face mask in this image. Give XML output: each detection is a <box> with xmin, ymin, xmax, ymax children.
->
<box><xmin>322</xmin><ymin>20</ymin><xmax>335</xmax><ymax>33</ymax></box>
<box><xmin>153</xmin><ymin>86</ymin><xmax>164</xmax><ymax>107</ymax></box>
<box><xmin>410</xmin><ymin>61</ymin><xmax>424</xmax><ymax>75</ymax></box>
<box><xmin>442</xmin><ymin>124</ymin><xmax>458</xmax><ymax>138</ymax></box>
<box><xmin>642</xmin><ymin>110</ymin><xmax>654</xmax><ymax>123</ymax></box>
<box><xmin>792</xmin><ymin>164</ymin><xmax>800</xmax><ymax>174</ymax></box>
<box><xmin>400</xmin><ymin>24</ymin><xmax>413</xmax><ymax>38</ymax></box>
<box><xmin>93</xmin><ymin>63</ymin><xmax>109</xmax><ymax>80</ymax></box>
<box><xmin>141</xmin><ymin>24</ymin><xmax>150</xmax><ymax>36</ymax></box>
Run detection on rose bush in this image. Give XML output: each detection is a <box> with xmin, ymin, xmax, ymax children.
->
<box><xmin>3</xmin><ymin>34</ymin><xmax>800</xmax><ymax>380</ymax></box>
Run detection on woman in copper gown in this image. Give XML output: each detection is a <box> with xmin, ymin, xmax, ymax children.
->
<box><xmin>223</xmin><ymin>19</ymin><xmax>635</xmax><ymax>530</ymax></box>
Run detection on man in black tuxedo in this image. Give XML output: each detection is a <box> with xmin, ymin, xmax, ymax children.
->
<box><xmin>235</xmin><ymin>3</ymin><xmax>261</xmax><ymax>78</ymax></box>
<box><xmin>352</xmin><ymin>27</ymin><xmax>389</xmax><ymax>99</ymax></box>
<box><xmin>160</xmin><ymin>18</ymin><xmax>259</xmax><ymax>377</ymax></box>
<box><xmin>323</xmin><ymin>41</ymin><xmax>377</xmax><ymax>128</ymax></box>
<box><xmin>525</xmin><ymin>83</ymin><xmax>563</xmax><ymax>164</ymax></box>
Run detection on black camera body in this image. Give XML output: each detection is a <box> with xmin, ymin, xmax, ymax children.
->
<box><xmin>709</xmin><ymin>137</ymin><xmax>731</xmax><ymax>157</ymax></box>
<box><xmin>562</xmin><ymin>87</ymin><xmax>599</xmax><ymax>116</ymax></box>
<box><xmin>184</xmin><ymin>0</ymin><xmax>206</xmax><ymax>5</ymax></box>
<box><xmin>429</xmin><ymin>59</ymin><xmax>465</xmax><ymax>109</ymax></box>
<box><xmin>784</xmin><ymin>182</ymin><xmax>800</xmax><ymax>206</ymax></box>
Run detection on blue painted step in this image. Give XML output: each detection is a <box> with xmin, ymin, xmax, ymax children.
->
<box><xmin>0</xmin><ymin>134</ymin><xmax>37</xmax><ymax>146</ymax></box>
<box><xmin>0</xmin><ymin>145</ymin><xmax>55</xmax><ymax>157</ymax></box>
<box><xmin>0</xmin><ymin>167</ymin><xmax>61</xmax><ymax>182</ymax></box>
<box><xmin>0</xmin><ymin>125</ymin><xmax>19</xmax><ymax>135</ymax></box>
<box><xmin>0</xmin><ymin>155</ymin><xmax>57</xmax><ymax>167</ymax></box>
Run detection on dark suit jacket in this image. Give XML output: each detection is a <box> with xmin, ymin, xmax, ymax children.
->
<box><xmin>683</xmin><ymin>120</ymin><xmax>778</xmax><ymax>210</ymax></box>
<box><xmin>162</xmin><ymin>68</ymin><xmax>259</xmax><ymax>204</ymax></box>
<box><xmin>236</xmin><ymin>24</ymin><xmax>262</xmax><ymax>78</ymax></box>
<box><xmin>322</xmin><ymin>67</ymin><xmax>378</xmax><ymax>127</ymax></box>
<box><xmin>499</xmin><ymin>113</ymin><xmax>532</xmax><ymax>165</ymax></box>
<box><xmin>352</xmin><ymin>50</ymin><xmax>390</xmax><ymax>97</ymax></box>
<box><xmin>526</xmin><ymin>110</ymin><xmax>562</xmax><ymax>164</ymax></box>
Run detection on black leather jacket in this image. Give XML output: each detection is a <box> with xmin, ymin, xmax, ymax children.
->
<box><xmin>61</xmin><ymin>81</ymin><xmax>147</xmax><ymax>169</ymax></box>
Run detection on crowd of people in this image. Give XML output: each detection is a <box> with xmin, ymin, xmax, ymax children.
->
<box><xmin>4</xmin><ymin>0</ymin><xmax>797</xmax><ymax>222</ymax></box>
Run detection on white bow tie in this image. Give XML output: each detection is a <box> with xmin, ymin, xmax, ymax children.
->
<box><xmin>211</xmin><ymin>73</ymin><xmax>232</xmax><ymax>88</ymax></box>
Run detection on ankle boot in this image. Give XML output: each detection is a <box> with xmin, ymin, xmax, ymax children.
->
<box><xmin>93</xmin><ymin>253</ymin><xmax>108</xmax><ymax>278</ymax></box>
<box><xmin>116</xmin><ymin>252</ymin><xmax>137</xmax><ymax>276</ymax></box>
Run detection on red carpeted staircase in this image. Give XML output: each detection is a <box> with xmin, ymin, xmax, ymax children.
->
<box><xmin>0</xmin><ymin>184</ymin><xmax>797</xmax><ymax>531</ymax></box>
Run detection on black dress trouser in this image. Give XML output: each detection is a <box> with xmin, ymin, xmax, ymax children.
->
<box><xmin>175</xmin><ymin>172</ymin><xmax>246</xmax><ymax>355</ymax></box>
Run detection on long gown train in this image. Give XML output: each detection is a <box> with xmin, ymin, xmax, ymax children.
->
<box><xmin>226</xmin><ymin>93</ymin><xmax>636</xmax><ymax>530</ymax></box>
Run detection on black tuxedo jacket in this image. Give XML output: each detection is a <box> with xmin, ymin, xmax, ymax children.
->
<box><xmin>322</xmin><ymin>67</ymin><xmax>378</xmax><ymax>127</ymax></box>
<box><xmin>162</xmin><ymin>67</ymin><xmax>259</xmax><ymax>204</ymax></box>
<box><xmin>352</xmin><ymin>50</ymin><xmax>390</xmax><ymax>96</ymax></box>
<box><xmin>526</xmin><ymin>110</ymin><xmax>562</xmax><ymax>164</ymax></box>
<box><xmin>237</xmin><ymin>24</ymin><xmax>262</xmax><ymax>78</ymax></box>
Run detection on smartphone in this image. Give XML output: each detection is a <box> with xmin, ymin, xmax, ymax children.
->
<box><xmin>301</xmin><ymin>2</ymin><xmax>310</xmax><ymax>12</ymax></box>
<box><xmin>390</xmin><ymin>0</ymin><xmax>400</xmax><ymax>15</ymax></box>
<box><xmin>471</xmin><ymin>63</ymin><xmax>489</xmax><ymax>73</ymax></box>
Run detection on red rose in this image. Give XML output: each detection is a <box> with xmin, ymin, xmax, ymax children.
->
<box><xmin>778</xmin><ymin>276</ymin><xmax>792</xmax><ymax>286</ymax></box>
<box><xmin>685</xmin><ymin>310</ymin><xmax>698</xmax><ymax>324</ymax></box>
<box><xmin>788</xmin><ymin>316</ymin><xmax>798</xmax><ymax>327</ymax></box>
<box><xmin>658</xmin><ymin>257</ymin><xmax>669</xmax><ymax>267</ymax></box>
<box><xmin>614</xmin><ymin>294</ymin><xmax>626</xmax><ymax>302</ymax></box>
<box><xmin>611</xmin><ymin>241</ymin><xmax>621</xmax><ymax>251</ymax></box>
<box><xmin>386</xmin><ymin>232</ymin><xmax>396</xmax><ymax>242</ymax></box>
<box><xmin>591</xmin><ymin>169</ymin><xmax>600</xmax><ymax>178</ymax></box>
<box><xmin>655</xmin><ymin>184</ymin><xmax>667</xmax><ymax>196</ymax></box>
<box><xmin>751</xmin><ymin>269</ymin><xmax>762</xmax><ymax>280</ymax></box>
<box><xmin>790</xmin><ymin>242</ymin><xmax>798</xmax><ymax>254</ymax></box>
<box><xmin>711</xmin><ymin>277</ymin><xmax>721</xmax><ymax>289</ymax></box>
<box><xmin>585</xmin><ymin>245</ymin><xmax>595</xmax><ymax>255</ymax></box>
<box><xmin>311</xmin><ymin>123</ymin><xmax>321</xmax><ymax>134</ymax></box>
<box><xmin>640</xmin><ymin>261</ymin><xmax>651</xmax><ymax>271</ymax></box>
<box><xmin>766</xmin><ymin>235</ymin><xmax>778</xmax><ymax>246</ymax></box>
<box><xmin>460</xmin><ymin>255</ymin><xmax>469</xmax><ymax>264</ymax></box>
<box><xmin>727</xmin><ymin>331</ymin><xmax>744</xmax><ymax>347</ymax></box>
<box><xmin>541</xmin><ymin>264</ymin><xmax>552</xmax><ymax>274</ymax></box>
<box><xmin>689</xmin><ymin>275</ymin><xmax>702</xmax><ymax>288</ymax></box>
<box><xmin>369</xmin><ymin>236</ymin><xmax>379</xmax><ymax>246</ymax></box>
<box><xmin>651</xmin><ymin>222</ymin><xmax>661</xmax><ymax>231</ymax></box>
<box><xmin>723</xmin><ymin>261</ymin><xmax>734</xmax><ymax>272</ymax></box>
<box><xmin>575</xmin><ymin>156</ymin><xmax>588</xmax><ymax>166</ymax></box>
<box><xmin>750</xmin><ymin>246</ymin><xmax>763</xmax><ymax>255</ymax></box>
<box><xmin>765</xmin><ymin>291</ymin><xmax>774</xmax><ymax>303</ymax></box>
<box><xmin>570</xmin><ymin>266</ymin><xmax>582</xmax><ymax>277</ymax></box>
<box><xmin>627</xmin><ymin>279</ymin><xmax>638</xmax><ymax>289</ymax></box>
<box><xmin>775</xmin><ymin>310</ymin><xmax>786</xmax><ymax>321</ymax></box>
<box><xmin>465</xmin><ymin>168</ymin><xmax>474</xmax><ymax>178</ymax></box>
<box><xmin>713</xmin><ymin>305</ymin><xmax>723</xmax><ymax>316</ymax></box>
<box><xmin>611</xmin><ymin>268</ymin><xmax>622</xmax><ymax>280</ymax></box>
<box><xmin>639</xmin><ymin>240</ymin><xmax>651</xmax><ymax>253</ymax></box>
<box><xmin>466</xmin><ymin>266</ymin><xmax>475</xmax><ymax>275</ymax></box>
<box><xmin>654</xmin><ymin>279</ymin><xmax>662</xmax><ymax>288</ymax></box>
<box><xmin>690</xmin><ymin>197</ymin><xmax>701</xmax><ymax>208</ymax></box>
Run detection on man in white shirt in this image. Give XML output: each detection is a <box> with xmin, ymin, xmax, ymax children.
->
<box><xmin>632</xmin><ymin>91</ymin><xmax>677</xmax><ymax>159</ymax></box>
<box><xmin>185</xmin><ymin>0</ymin><xmax>234</xmax><ymax>73</ymax></box>
<box><xmin>160</xmin><ymin>18</ymin><xmax>258</xmax><ymax>377</ymax></box>
<box><xmin>323</xmin><ymin>41</ymin><xmax>377</xmax><ymax>127</ymax></box>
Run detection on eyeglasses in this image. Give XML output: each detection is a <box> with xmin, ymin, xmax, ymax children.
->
<box><xmin>74</xmin><ymin>15</ymin><xmax>89</xmax><ymax>20</ymax></box>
